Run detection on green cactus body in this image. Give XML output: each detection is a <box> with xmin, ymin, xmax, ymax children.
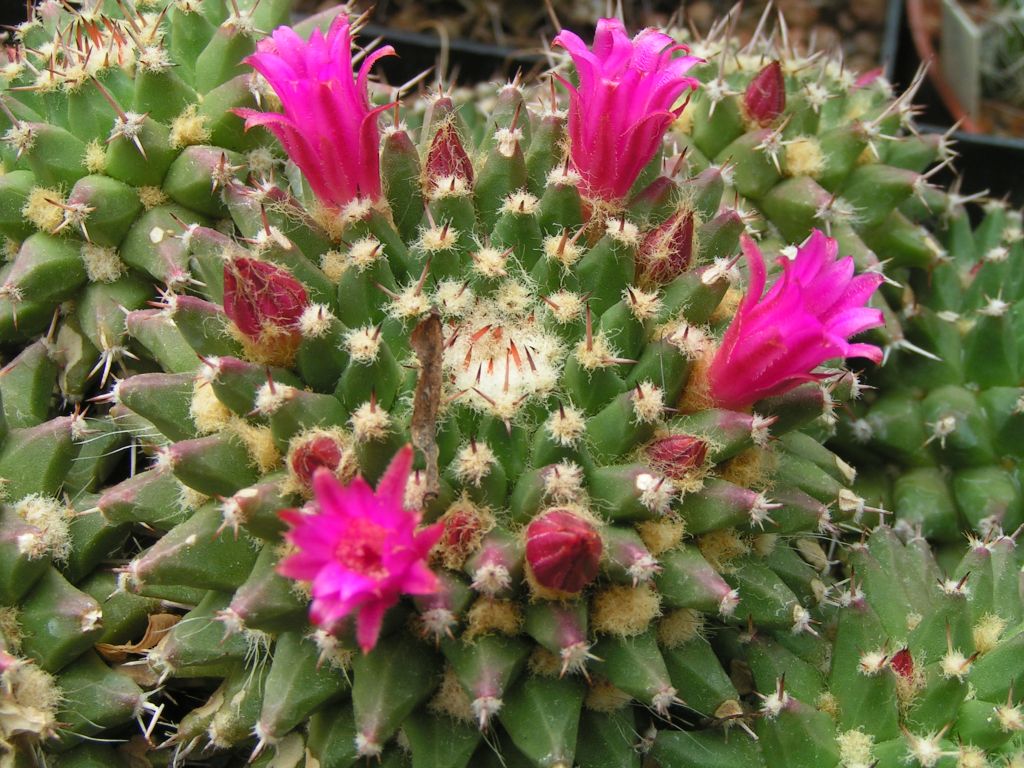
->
<box><xmin>0</xmin><ymin>3</ymin><xmax>1020</xmax><ymax>768</ymax></box>
<box><xmin>834</xmin><ymin>202</ymin><xmax>1024</xmax><ymax>544</ymax></box>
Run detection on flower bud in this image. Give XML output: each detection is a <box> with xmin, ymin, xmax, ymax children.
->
<box><xmin>425</xmin><ymin>120</ymin><xmax>474</xmax><ymax>186</ymax></box>
<box><xmin>743</xmin><ymin>61</ymin><xmax>785</xmax><ymax>126</ymax></box>
<box><xmin>223</xmin><ymin>258</ymin><xmax>308</xmax><ymax>340</ymax></box>
<box><xmin>442</xmin><ymin>507</ymin><xmax>482</xmax><ymax>553</ymax></box>
<box><xmin>434</xmin><ymin>502</ymin><xmax>491</xmax><ymax>569</ymax></box>
<box><xmin>526</xmin><ymin>509</ymin><xmax>602</xmax><ymax>594</ymax></box>
<box><xmin>0</xmin><ymin>649</ymin><xmax>17</xmax><ymax>674</ymax></box>
<box><xmin>636</xmin><ymin>209</ymin><xmax>695</xmax><ymax>284</ymax></box>
<box><xmin>853</xmin><ymin>67</ymin><xmax>884</xmax><ymax>90</ymax></box>
<box><xmin>290</xmin><ymin>435</ymin><xmax>344</xmax><ymax>486</ymax></box>
<box><xmin>645</xmin><ymin>434</ymin><xmax>708</xmax><ymax>479</ymax></box>
<box><xmin>891</xmin><ymin>647</ymin><xmax>914</xmax><ymax>679</ymax></box>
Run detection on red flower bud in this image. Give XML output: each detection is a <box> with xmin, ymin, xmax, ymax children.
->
<box><xmin>434</xmin><ymin>502</ymin><xmax>491</xmax><ymax>569</ymax></box>
<box><xmin>0</xmin><ymin>649</ymin><xmax>17</xmax><ymax>674</ymax></box>
<box><xmin>891</xmin><ymin>647</ymin><xmax>914</xmax><ymax>679</ymax></box>
<box><xmin>853</xmin><ymin>68</ymin><xmax>884</xmax><ymax>90</ymax></box>
<box><xmin>526</xmin><ymin>509</ymin><xmax>602</xmax><ymax>594</ymax></box>
<box><xmin>645</xmin><ymin>434</ymin><xmax>708</xmax><ymax>479</ymax></box>
<box><xmin>223</xmin><ymin>258</ymin><xmax>308</xmax><ymax>340</ymax></box>
<box><xmin>426</xmin><ymin>120</ymin><xmax>474</xmax><ymax>186</ymax></box>
<box><xmin>442</xmin><ymin>508</ymin><xmax>482</xmax><ymax>553</ymax></box>
<box><xmin>290</xmin><ymin>435</ymin><xmax>344</xmax><ymax>486</ymax></box>
<box><xmin>744</xmin><ymin>61</ymin><xmax>785</xmax><ymax>126</ymax></box>
<box><xmin>636</xmin><ymin>209</ymin><xmax>695</xmax><ymax>285</ymax></box>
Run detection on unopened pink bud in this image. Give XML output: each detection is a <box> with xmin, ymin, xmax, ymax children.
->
<box><xmin>526</xmin><ymin>509</ymin><xmax>602</xmax><ymax>594</ymax></box>
<box><xmin>0</xmin><ymin>650</ymin><xmax>17</xmax><ymax>674</ymax></box>
<box><xmin>442</xmin><ymin>508</ymin><xmax>482</xmax><ymax>554</ymax></box>
<box><xmin>290</xmin><ymin>435</ymin><xmax>344</xmax><ymax>486</ymax></box>
<box><xmin>426</xmin><ymin>121</ymin><xmax>474</xmax><ymax>185</ymax></box>
<box><xmin>853</xmin><ymin>67</ymin><xmax>884</xmax><ymax>90</ymax></box>
<box><xmin>645</xmin><ymin>434</ymin><xmax>708</xmax><ymax>479</ymax></box>
<box><xmin>744</xmin><ymin>61</ymin><xmax>785</xmax><ymax>126</ymax></box>
<box><xmin>223</xmin><ymin>258</ymin><xmax>308</xmax><ymax>340</ymax></box>
<box><xmin>636</xmin><ymin>209</ymin><xmax>695</xmax><ymax>284</ymax></box>
<box><xmin>891</xmin><ymin>647</ymin><xmax>914</xmax><ymax>678</ymax></box>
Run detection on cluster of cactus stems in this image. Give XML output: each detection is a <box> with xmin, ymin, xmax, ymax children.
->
<box><xmin>833</xmin><ymin>197</ymin><xmax>1024</xmax><ymax>550</ymax></box>
<box><xmin>0</xmin><ymin>1</ymin><xmax>1019</xmax><ymax>768</ymax></box>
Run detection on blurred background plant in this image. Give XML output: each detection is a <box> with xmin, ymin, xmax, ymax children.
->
<box><xmin>294</xmin><ymin>0</ymin><xmax>889</xmax><ymax>74</ymax></box>
<box><xmin>980</xmin><ymin>0</ymin><xmax>1024</xmax><ymax>121</ymax></box>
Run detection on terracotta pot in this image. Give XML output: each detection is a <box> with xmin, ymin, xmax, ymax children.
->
<box><xmin>905</xmin><ymin>0</ymin><xmax>983</xmax><ymax>132</ymax></box>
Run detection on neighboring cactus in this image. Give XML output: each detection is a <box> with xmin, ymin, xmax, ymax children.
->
<box><xmin>980</xmin><ymin>0</ymin><xmax>1024</xmax><ymax>109</ymax></box>
<box><xmin>0</xmin><ymin>2</ymin><xmax>1018</xmax><ymax>768</ymax></box>
<box><xmin>832</xmin><ymin>199</ymin><xmax>1024</xmax><ymax>545</ymax></box>
<box><xmin>652</xmin><ymin>526</ymin><xmax>1024</xmax><ymax>768</ymax></box>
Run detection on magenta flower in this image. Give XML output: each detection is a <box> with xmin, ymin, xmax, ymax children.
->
<box><xmin>707</xmin><ymin>230</ymin><xmax>884</xmax><ymax>410</ymax></box>
<box><xmin>553</xmin><ymin>19</ymin><xmax>700</xmax><ymax>201</ymax></box>
<box><xmin>278</xmin><ymin>445</ymin><xmax>443</xmax><ymax>652</ymax></box>
<box><xmin>236</xmin><ymin>17</ymin><xmax>393</xmax><ymax>210</ymax></box>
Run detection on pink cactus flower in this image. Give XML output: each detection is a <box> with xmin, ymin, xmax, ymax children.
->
<box><xmin>278</xmin><ymin>445</ymin><xmax>443</xmax><ymax>653</ymax></box>
<box><xmin>707</xmin><ymin>230</ymin><xmax>884</xmax><ymax>410</ymax></box>
<box><xmin>553</xmin><ymin>19</ymin><xmax>701</xmax><ymax>201</ymax></box>
<box><xmin>236</xmin><ymin>17</ymin><xmax>393</xmax><ymax>210</ymax></box>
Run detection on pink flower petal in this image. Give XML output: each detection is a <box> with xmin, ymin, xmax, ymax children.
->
<box><xmin>376</xmin><ymin>444</ymin><xmax>414</xmax><ymax>510</ymax></box>
<box><xmin>239</xmin><ymin>16</ymin><xmax>386</xmax><ymax>210</ymax></box>
<box><xmin>708</xmin><ymin>230</ymin><xmax>884</xmax><ymax>410</ymax></box>
<box><xmin>356</xmin><ymin>599</ymin><xmax>390</xmax><ymax>653</ymax></box>
<box><xmin>554</xmin><ymin>19</ymin><xmax>701</xmax><ymax>201</ymax></box>
<box><xmin>278</xmin><ymin>447</ymin><xmax>442</xmax><ymax>653</ymax></box>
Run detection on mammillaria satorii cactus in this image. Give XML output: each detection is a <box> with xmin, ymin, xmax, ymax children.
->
<box><xmin>0</xmin><ymin>1</ymin><xmax>1020</xmax><ymax>767</ymax></box>
<box><xmin>653</xmin><ymin>526</ymin><xmax>1024</xmax><ymax>768</ymax></box>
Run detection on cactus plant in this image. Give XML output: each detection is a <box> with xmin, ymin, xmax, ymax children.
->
<box><xmin>0</xmin><ymin>0</ymin><xmax>294</xmax><ymax>402</ymax></box>
<box><xmin>832</xmin><ymin>197</ymin><xmax>1024</xmax><ymax>546</ymax></box>
<box><xmin>668</xmin><ymin>11</ymin><xmax>1021</xmax><ymax>550</ymax></box>
<box><xmin>0</xmin><ymin>2</ymin><xmax>1019</xmax><ymax>768</ymax></box>
<box><xmin>652</xmin><ymin>526</ymin><xmax>1024</xmax><ymax>768</ymax></box>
